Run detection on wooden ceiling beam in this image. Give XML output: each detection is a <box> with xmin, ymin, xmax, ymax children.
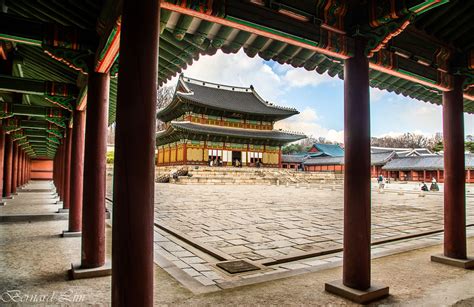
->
<box><xmin>0</xmin><ymin>13</ymin><xmax>97</xmax><ymax>51</ymax></box>
<box><xmin>0</xmin><ymin>74</ymin><xmax>78</xmax><ymax>97</ymax></box>
<box><xmin>6</xmin><ymin>103</ymin><xmax>68</xmax><ymax>118</ymax></box>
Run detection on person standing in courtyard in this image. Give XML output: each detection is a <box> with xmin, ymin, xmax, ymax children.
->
<box><xmin>430</xmin><ymin>177</ymin><xmax>439</xmax><ymax>191</ymax></box>
<box><xmin>378</xmin><ymin>174</ymin><xmax>385</xmax><ymax>191</ymax></box>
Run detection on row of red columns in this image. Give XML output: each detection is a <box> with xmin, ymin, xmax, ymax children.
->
<box><xmin>0</xmin><ymin>132</ymin><xmax>32</xmax><ymax>199</ymax></box>
<box><xmin>325</xmin><ymin>38</ymin><xmax>472</xmax><ymax>303</ymax></box>
<box><xmin>46</xmin><ymin>3</ymin><xmax>469</xmax><ymax>305</ymax></box>
<box><xmin>49</xmin><ymin>0</ymin><xmax>158</xmax><ymax>304</ymax></box>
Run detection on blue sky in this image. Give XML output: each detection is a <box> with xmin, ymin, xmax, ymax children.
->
<box><xmin>169</xmin><ymin>50</ymin><xmax>474</xmax><ymax>142</ymax></box>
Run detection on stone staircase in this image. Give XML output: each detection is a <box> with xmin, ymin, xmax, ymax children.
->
<box><xmin>156</xmin><ymin>166</ymin><xmax>343</xmax><ymax>185</ymax></box>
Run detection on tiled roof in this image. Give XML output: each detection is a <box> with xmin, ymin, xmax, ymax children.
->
<box><xmin>382</xmin><ymin>154</ymin><xmax>474</xmax><ymax>171</ymax></box>
<box><xmin>303</xmin><ymin>152</ymin><xmax>397</xmax><ymax>166</ymax></box>
<box><xmin>311</xmin><ymin>143</ymin><xmax>344</xmax><ymax>157</ymax></box>
<box><xmin>156</xmin><ymin>121</ymin><xmax>306</xmax><ymax>146</ymax></box>
<box><xmin>181</xmin><ymin>76</ymin><xmax>298</xmax><ymax>117</ymax></box>
<box><xmin>371</xmin><ymin>151</ymin><xmax>397</xmax><ymax>165</ymax></box>
<box><xmin>157</xmin><ymin>75</ymin><xmax>300</xmax><ymax>121</ymax></box>
<box><xmin>281</xmin><ymin>155</ymin><xmax>305</xmax><ymax>163</ymax></box>
<box><xmin>304</xmin><ymin>156</ymin><xmax>344</xmax><ymax>166</ymax></box>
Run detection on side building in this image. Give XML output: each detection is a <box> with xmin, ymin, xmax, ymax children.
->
<box><xmin>288</xmin><ymin>144</ymin><xmax>474</xmax><ymax>183</ymax></box>
<box><xmin>382</xmin><ymin>154</ymin><xmax>474</xmax><ymax>183</ymax></box>
<box><xmin>156</xmin><ymin>75</ymin><xmax>306</xmax><ymax>167</ymax></box>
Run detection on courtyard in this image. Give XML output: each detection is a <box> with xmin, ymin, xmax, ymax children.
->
<box><xmin>132</xmin><ymin>181</ymin><xmax>474</xmax><ymax>291</ymax></box>
<box><xmin>1</xmin><ymin>180</ymin><xmax>473</xmax><ymax>305</ymax></box>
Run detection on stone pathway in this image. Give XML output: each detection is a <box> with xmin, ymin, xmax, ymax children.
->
<box><xmin>0</xmin><ymin>181</ymin><xmax>59</xmax><ymax>215</ymax></box>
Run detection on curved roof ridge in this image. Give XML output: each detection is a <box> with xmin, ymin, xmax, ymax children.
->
<box><xmin>180</xmin><ymin>74</ymin><xmax>251</xmax><ymax>92</ymax></box>
<box><xmin>275</xmin><ymin>128</ymin><xmax>306</xmax><ymax>136</ymax></box>
<box><xmin>171</xmin><ymin>120</ymin><xmax>306</xmax><ymax>136</ymax></box>
<box><xmin>180</xmin><ymin>74</ymin><xmax>298</xmax><ymax>113</ymax></box>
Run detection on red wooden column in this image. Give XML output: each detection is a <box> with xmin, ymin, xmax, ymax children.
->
<box><xmin>62</xmin><ymin>126</ymin><xmax>73</xmax><ymax>210</ymax></box>
<box><xmin>21</xmin><ymin>153</ymin><xmax>25</xmax><ymax>185</ymax></box>
<box><xmin>23</xmin><ymin>153</ymin><xmax>26</xmax><ymax>184</ymax></box>
<box><xmin>325</xmin><ymin>38</ymin><xmax>388</xmax><ymax>303</ymax></box>
<box><xmin>3</xmin><ymin>134</ymin><xmax>13</xmax><ymax>198</ymax></box>
<box><xmin>54</xmin><ymin>151</ymin><xmax>58</xmax><ymax>190</ymax></box>
<box><xmin>112</xmin><ymin>0</ymin><xmax>160</xmax><ymax>305</ymax></box>
<box><xmin>57</xmin><ymin>142</ymin><xmax>64</xmax><ymax>200</ymax></box>
<box><xmin>432</xmin><ymin>75</ymin><xmax>473</xmax><ymax>268</ymax></box>
<box><xmin>17</xmin><ymin>149</ymin><xmax>21</xmax><ymax>187</ymax></box>
<box><xmin>26</xmin><ymin>156</ymin><xmax>30</xmax><ymax>182</ymax></box>
<box><xmin>55</xmin><ymin>144</ymin><xmax>60</xmax><ymax>196</ymax></box>
<box><xmin>16</xmin><ymin>149</ymin><xmax>22</xmax><ymax>188</ymax></box>
<box><xmin>18</xmin><ymin>151</ymin><xmax>22</xmax><ymax>186</ymax></box>
<box><xmin>19</xmin><ymin>151</ymin><xmax>24</xmax><ymax>186</ymax></box>
<box><xmin>0</xmin><ymin>126</ymin><xmax>5</xmax><ymax>198</ymax></box>
<box><xmin>11</xmin><ymin>142</ymin><xmax>18</xmax><ymax>194</ymax></box>
<box><xmin>64</xmin><ymin>110</ymin><xmax>86</xmax><ymax>236</ymax></box>
<box><xmin>23</xmin><ymin>152</ymin><xmax>28</xmax><ymax>184</ymax></box>
<box><xmin>61</xmin><ymin>140</ymin><xmax>67</xmax><ymax>199</ymax></box>
<box><xmin>73</xmin><ymin>69</ymin><xmax>110</xmax><ymax>276</ymax></box>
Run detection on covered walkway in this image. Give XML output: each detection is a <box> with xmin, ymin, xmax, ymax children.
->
<box><xmin>0</xmin><ymin>0</ymin><xmax>473</xmax><ymax>305</ymax></box>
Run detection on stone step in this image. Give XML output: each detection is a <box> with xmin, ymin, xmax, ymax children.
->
<box><xmin>176</xmin><ymin>176</ymin><xmax>277</xmax><ymax>185</ymax></box>
<box><xmin>156</xmin><ymin>166</ymin><xmax>342</xmax><ymax>185</ymax></box>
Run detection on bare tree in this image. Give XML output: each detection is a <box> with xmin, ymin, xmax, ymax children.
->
<box><xmin>107</xmin><ymin>123</ymin><xmax>116</xmax><ymax>144</ymax></box>
<box><xmin>371</xmin><ymin>133</ymin><xmax>442</xmax><ymax>150</ymax></box>
<box><xmin>298</xmin><ymin>136</ymin><xmax>335</xmax><ymax>148</ymax></box>
<box><xmin>156</xmin><ymin>86</ymin><xmax>175</xmax><ymax>131</ymax></box>
<box><xmin>157</xmin><ymin>86</ymin><xmax>174</xmax><ymax>109</ymax></box>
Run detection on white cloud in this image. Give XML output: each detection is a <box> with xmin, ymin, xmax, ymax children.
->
<box><xmin>174</xmin><ymin>49</ymin><xmax>337</xmax><ymax>104</ymax></box>
<box><xmin>275</xmin><ymin>107</ymin><xmax>344</xmax><ymax>143</ymax></box>
<box><xmin>281</xmin><ymin>68</ymin><xmax>334</xmax><ymax>88</ymax></box>
<box><xmin>179</xmin><ymin>50</ymin><xmax>284</xmax><ymax>102</ymax></box>
<box><xmin>386</xmin><ymin>99</ymin><xmax>443</xmax><ymax>135</ymax></box>
<box><xmin>370</xmin><ymin>87</ymin><xmax>387</xmax><ymax>102</ymax></box>
<box><xmin>164</xmin><ymin>50</ymin><xmax>474</xmax><ymax>142</ymax></box>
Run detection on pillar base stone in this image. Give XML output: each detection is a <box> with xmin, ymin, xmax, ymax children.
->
<box><xmin>57</xmin><ymin>208</ymin><xmax>69</xmax><ymax>213</ymax></box>
<box><xmin>3</xmin><ymin>196</ymin><xmax>13</xmax><ymax>200</ymax></box>
<box><xmin>61</xmin><ymin>230</ymin><xmax>82</xmax><ymax>237</ymax></box>
<box><xmin>55</xmin><ymin>201</ymin><xmax>63</xmax><ymax>205</ymax></box>
<box><xmin>69</xmin><ymin>262</ymin><xmax>112</xmax><ymax>280</ymax></box>
<box><xmin>431</xmin><ymin>254</ymin><xmax>474</xmax><ymax>269</ymax></box>
<box><xmin>325</xmin><ymin>280</ymin><xmax>389</xmax><ymax>304</ymax></box>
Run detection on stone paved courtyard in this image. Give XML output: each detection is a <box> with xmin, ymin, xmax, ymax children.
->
<box><xmin>104</xmin><ymin>174</ymin><xmax>474</xmax><ymax>290</ymax></box>
<box><xmin>154</xmin><ymin>184</ymin><xmax>474</xmax><ymax>265</ymax></box>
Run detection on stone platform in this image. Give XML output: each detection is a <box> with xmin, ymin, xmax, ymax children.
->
<box><xmin>156</xmin><ymin>166</ymin><xmax>343</xmax><ymax>185</ymax></box>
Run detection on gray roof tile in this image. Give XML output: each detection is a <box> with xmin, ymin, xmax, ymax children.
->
<box><xmin>282</xmin><ymin>155</ymin><xmax>305</xmax><ymax>163</ymax></box>
<box><xmin>156</xmin><ymin>121</ymin><xmax>306</xmax><ymax>144</ymax></box>
<box><xmin>383</xmin><ymin>154</ymin><xmax>474</xmax><ymax>171</ymax></box>
<box><xmin>159</xmin><ymin>75</ymin><xmax>299</xmax><ymax>120</ymax></box>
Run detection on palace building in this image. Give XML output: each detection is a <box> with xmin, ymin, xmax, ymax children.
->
<box><xmin>156</xmin><ymin>75</ymin><xmax>306</xmax><ymax>167</ymax></box>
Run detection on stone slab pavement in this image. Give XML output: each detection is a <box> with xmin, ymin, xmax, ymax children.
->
<box><xmin>104</xmin><ymin>173</ymin><xmax>474</xmax><ymax>291</ymax></box>
<box><xmin>154</xmin><ymin>184</ymin><xmax>473</xmax><ymax>264</ymax></box>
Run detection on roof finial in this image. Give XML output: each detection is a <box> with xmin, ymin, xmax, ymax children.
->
<box><xmin>250</xmin><ymin>85</ymin><xmax>254</xmax><ymax>90</ymax></box>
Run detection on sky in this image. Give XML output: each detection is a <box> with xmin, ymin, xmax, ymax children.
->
<box><xmin>165</xmin><ymin>49</ymin><xmax>474</xmax><ymax>143</ymax></box>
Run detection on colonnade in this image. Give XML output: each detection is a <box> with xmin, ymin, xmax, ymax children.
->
<box><xmin>1</xmin><ymin>1</ymin><xmax>470</xmax><ymax>305</ymax></box>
